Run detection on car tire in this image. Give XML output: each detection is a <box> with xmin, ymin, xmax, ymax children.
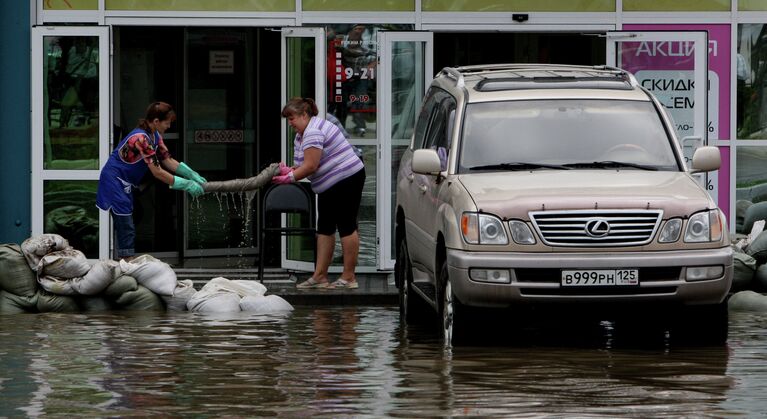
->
<box><xmin>440</xmin><ymin>260</ymin><xmax>470</xmax><ymax>346</ymax></box>
<box><xmin>396</xmin><ymin>238</ymin><xmax>428</xmax><ymax>324</ymax></box>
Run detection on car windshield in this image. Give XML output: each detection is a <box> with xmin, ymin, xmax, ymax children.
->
<box><xmin>458</xmin><ymin>99</ymin><xmax>680</xmax><ymax>173</ymax></box>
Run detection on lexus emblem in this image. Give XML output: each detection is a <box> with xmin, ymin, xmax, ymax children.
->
<box><xmin>585</xmin><ymin>218</ymin><xmax>610</xmax><ymax>237</ymax></box>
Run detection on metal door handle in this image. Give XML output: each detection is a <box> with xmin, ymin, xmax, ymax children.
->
<box><xmin>418</xmin><ymin>184</ymin><xmax>428</xmax><ymax>193</ymax></box>
<box><xmin>406</xmin><ymin>173</ymin><xmax>414</xmax><ymax>182</ymax></box>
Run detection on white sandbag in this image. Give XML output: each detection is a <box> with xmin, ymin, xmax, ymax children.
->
<box><xmin>185</xmin><ymin>277</ymin><xmax>267</xmax><ymax>313</ymax></box>
<box><xmin>38</xmin><ymin>248</ymin><xmax>91</xmax><ymax>278</ymax></box>
<box><xmin>240</xmin><ymin>294</ymin><xmax>293</xmax><ymax>314</ymax></box>
<box><xmin>187</xmin><ymin>291</ymin><xmax>242</xmax><ymax>313</ymax></box>
<box><xmin>728</xmin><ymin>290</ymin><xmax>767</xmax><ymax>312</ymax></box>
<box><xmin>38</xmin><ymin>260</ymin><xmax>118</xmax><ymax>296</ymax></box>
<box><xmin>162</xmin><ymin>279</ymin><xmax>197</xmax><ymax>311</ymax></box>
<box><xmin>21</xmin><ymin>234</ymin><xmax>71</xmax><ymax>271</ymax></box>
<box><xmin>119</xmin><ymin>254</ymin><xmax>177</xmax><ymax>296</ymax></box>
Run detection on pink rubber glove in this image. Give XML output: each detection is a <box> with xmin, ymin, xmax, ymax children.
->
<box><xmin>271</xmin><ymin>172</ymin><xmax>294</xmax><ymax>184</ymax></box>
<box><xmin>278</xmin><ymin>162</ymin><xmax>294</xmax><ymax>176</ymax></box>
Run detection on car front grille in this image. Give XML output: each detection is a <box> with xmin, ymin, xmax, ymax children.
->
<box><xmin>529</xmin><ymin>209</ymin><xmax>663</xmax><ymax>247</ymax></box>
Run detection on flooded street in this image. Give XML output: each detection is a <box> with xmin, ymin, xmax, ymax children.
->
<box><xmin>1</xmin><ymin>307</ymin><xmax>766</xmax><ymax>417</ymax></box>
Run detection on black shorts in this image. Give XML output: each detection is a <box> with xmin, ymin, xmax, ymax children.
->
<box><xmin>316</xmin><ymin>168</ymin><xmax>365</xmax><ymax>237</ymax></box>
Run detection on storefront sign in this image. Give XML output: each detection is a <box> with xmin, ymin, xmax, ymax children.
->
<box><xmin>624</xmin><ymin>24</ymin><xmax>730</xmax><ymax>217</ymax></box>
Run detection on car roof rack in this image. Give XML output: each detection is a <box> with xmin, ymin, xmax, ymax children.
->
<box><xmin>439</xmin><ymin>64</ymin><xmax>639</xmax><ymax>92</ymax></box>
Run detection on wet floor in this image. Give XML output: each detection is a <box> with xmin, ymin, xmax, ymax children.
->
<box><xmin>1</xmin><ymin>307</ymin><xmax>766</xmax><ymax>417</ymax></box>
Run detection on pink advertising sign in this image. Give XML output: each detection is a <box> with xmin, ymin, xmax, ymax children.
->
<box><xmin>623</xmin><ymin>24</ymin><xmax>731</xmax><ymax>220</ymax></box>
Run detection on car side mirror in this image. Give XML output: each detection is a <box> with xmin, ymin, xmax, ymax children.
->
<box><xmin>690</xmin><ymin>146</ymin><xmax>720</xmax><ymax>173</ymax></box>
<box><xmin>412</xmin><ymin>149</ymin><xmax>443</xmax><ymax>174</ymax></box>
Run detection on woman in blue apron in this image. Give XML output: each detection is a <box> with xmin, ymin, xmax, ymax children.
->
<box><xmin>96</xmin><ymin>102</ymin><xmax>206</xmax><ymax>260</ymax></box>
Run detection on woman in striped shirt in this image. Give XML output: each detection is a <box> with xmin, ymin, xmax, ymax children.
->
<box><xmin>273</xmin><ymin>97</ymin><xmax>366</xmax><ymax>289</ymax></box>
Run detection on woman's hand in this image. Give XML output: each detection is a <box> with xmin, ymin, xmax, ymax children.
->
<box><xmin>271</xmin><ymin>172</ymin><xmax>295</xmax><ymax>184</ymax></box>
<box><xmin>278</xmin><ymin>162</ymin><xmax>294</xmax><ymax>176</ymax></box>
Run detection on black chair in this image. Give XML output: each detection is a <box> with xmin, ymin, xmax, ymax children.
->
<box><xmin>258</xmin><ymin>183</ymin><xmax>316</xmax><ymax>283</ymax></box>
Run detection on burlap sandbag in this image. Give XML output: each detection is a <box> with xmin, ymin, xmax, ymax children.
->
<box><xmin>76</xmin><ymin>295</ymin><xmax>115</xmax><ymax>312</ymax></box>
<box><xmin>754</xmin><ymin>264</ymin><xmax>767</xmax><ymax>292</ymax></box>
<box><xmin>161</xmin><ymin>279</ymin><xmax>197</xmax><ymax>312</ymax></box>
<box><xmin>0</xmin><ymin>290</ymin><xmax>38</xmax><ymax>314</ymax></box>
<box><xmin>743</xmin><ymin>201</ymin><xmax>767</xmax><ymax>235</ymax></box>
<box><xmin>747</xmin><ymin>230</ymin><xmax>767</xmax><ymax>263</ymax></box>
<box><xmin>114</xmin><ymin>285</ymin><xmax>165</xmax><ymax>311</ymax></box>
<box><xmin>36</xmin><ymin>290</ymin><xmax>79</xmax><ymax>312</ymax></box>
<box><xmin>103</xmin><ymin>274</ymin><xmax>139</xmax><ymax>299</ymax></box>
<box><xmin>729</xmin><ymin>290</ymin><xmax>767</xmax><ymax>311</ymax></box>
<box><xmin>0</xmin><ymin>244</ymin><xmax>39</xmax><ymax>297</ymax></box>
<box><xmin>119</xmin><ymin>255</ymin><xmax>177</xmax><ymax>296</ymax></box>
<box><xmin>732</xmin><ymin>250</ymin><xmax>757</xmax><ymax>292</ymax></box>
<box><xmin>239</xmin><ymin>294</ymin><xmax>293</xmax><ymax>314</ymax></box>
<box><xmin>38</xmin><ymin>248</ymin><xmax>91</xmax><ymax>279</ymax></box>
<box><xmin>21</xmin><ymin>234</ymin><xmax>70</xmax><ymax>271</ymax></box>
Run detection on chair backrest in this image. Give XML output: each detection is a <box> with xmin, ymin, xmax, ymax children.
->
<box><xmin>262</xmin><ymin>183</ymin><xmax>314</xmax><ymax>218</ymax></box>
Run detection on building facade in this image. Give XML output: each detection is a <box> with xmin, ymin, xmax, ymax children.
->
<box><xmin>5</xmin><ymin>0</ymin><xmax>767</xmax><ymax>273</ymax></box>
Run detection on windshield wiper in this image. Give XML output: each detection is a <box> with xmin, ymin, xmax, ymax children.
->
<box><xmin>468</xmin><ymin>162</ymin><xmax>572</xmax><ymax>171</ymax></box>
<box><xmin>562</xmin><ymin>161</ymin><xmax>658</xmax><ymax>171</ymax></box>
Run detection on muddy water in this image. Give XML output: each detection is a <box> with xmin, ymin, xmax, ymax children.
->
<box><xmin>0</xmin><ymin>308</ymin><xmax>765</xmax><ymax>417</ymax></box>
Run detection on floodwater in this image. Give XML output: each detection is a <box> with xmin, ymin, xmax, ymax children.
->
<box><xmin>1</xmin><ymin>307</ymin><xmax>766</xmax><ymax>417</ymax></box>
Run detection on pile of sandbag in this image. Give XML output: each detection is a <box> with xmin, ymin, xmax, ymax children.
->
<box><xmin>1</xmin><ymin>234</ymin><xmax>293</xmax><ymax>315</ymax></box>
<box><xmin>187</xmin><ymin>277</ymin><xmax>293</xmax><ymax>314</ymax></box>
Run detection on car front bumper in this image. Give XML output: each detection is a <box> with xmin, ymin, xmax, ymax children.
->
<box><xmin>447</xmin><ymin>247</ymin><xmax>733</xmax><ymax>307</ymax></box>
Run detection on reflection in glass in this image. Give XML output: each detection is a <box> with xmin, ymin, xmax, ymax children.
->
<box><xmin>325</xmin><ymin>24</ymin><xmax>412</xmax><ymax>140</ymax></box>
<box><xmin>44</xmin><ymin>180</ymin><xmax>99</xmax><ymax>258</ymax></box>
<box><xmin>737</xmin><ymin>24</ymin><xmax>767</xmax><ymax>139</ymax></box>
<box><xmin>735</xmin><ymin>147</ymin><xmax>767</xmax><ymax>234</ymax></box>
<box><xmin>43</xmin><ymin>36</ymin><xmax>100</xmax><ymax>169</ymax></box>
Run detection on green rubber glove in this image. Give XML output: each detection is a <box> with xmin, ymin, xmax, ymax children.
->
<box><xmin>170</xmin><ymin>176</ymin><xmax>204</xmax><ymax>197</ymax></box>
<box><xmin>176</xmin><ymin>162</ymin><xmax>207</xmax><ymax>184</ymax></box>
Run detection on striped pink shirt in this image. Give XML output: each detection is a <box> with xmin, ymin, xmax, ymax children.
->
<box><xmin>293</xmin><ymin>116</ymin><xmax>364</xmax><ymax>193</ymax></box>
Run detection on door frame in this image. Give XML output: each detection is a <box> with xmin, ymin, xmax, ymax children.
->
<box><xmin>280</xmin><ymin>26</ymin><xmax>326</xmax><ymax>272</ymax></box>
<box><xmin>377</xmin><ymin>31</ymin><xmax>434</xmax><ymax>270</ymax></box>
<box><xmin>31</xmin><ymin>25</ymin><xmax>111</xmax><ymax>260</ymax></box>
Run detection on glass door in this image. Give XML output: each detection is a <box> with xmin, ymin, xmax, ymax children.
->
<box><xmin>31</xmin><ymin>26</ymin><xmax>110</xmax><ymax>259</ymax></box>
<box><xmin>606</xmin><ymin>31</ymin><xmax>710</xmax><ymax>190</ymax></box>
<box><xmin>281</xmin><ymin>27</ymin><xmax>326</xmax><ymax>271</ymax></box>
<box><xmin>377</xmin><ymin>32</ymin><xmax>433</xmax><ymax>269</ymax></box>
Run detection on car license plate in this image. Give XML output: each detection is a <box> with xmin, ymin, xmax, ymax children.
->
<box><xmin>561</xmin><ymin>269</ymin><xmax>638</xmax><ymax>286</ymax></box>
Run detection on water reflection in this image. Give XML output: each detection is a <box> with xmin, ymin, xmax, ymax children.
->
<box><xmin>1</xmin><ymin>309</ymin><xmax>765</xmax><ymax>417</ymax></box>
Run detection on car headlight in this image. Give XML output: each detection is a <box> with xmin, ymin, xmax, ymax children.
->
<box><xmin>658</xmin><ymin>218</ymin><xmax>682</xmax><ymax>243</ymax></box>
<box><xmin>461</xmin><ymin>212</ymin><xmax>509</xmax><ymax>245</ymax></box>
<box><xmin>684</xmin><ymin>209</ymin><xmax>723</xmax><ymax>243</ymax></box>
<box><xmin>509</xmin><ymin>220</ymin><xmax>536</xmax><ymax>245</ymax></box>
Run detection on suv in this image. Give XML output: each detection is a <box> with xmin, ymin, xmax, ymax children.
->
<box><xmin>394</xmin><ymin>64</ymin><xmax>733</xmax><ymax>345</ymax></box>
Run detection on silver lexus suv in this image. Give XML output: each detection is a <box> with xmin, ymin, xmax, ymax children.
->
<box><xmin>394</xmin><ymin>64</ymin><xmax>733</xmax><ymax>345</ymax></box>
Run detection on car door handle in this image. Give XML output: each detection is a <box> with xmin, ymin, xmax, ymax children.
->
<box><xmin>406</xmin><ymin>173</ymin><xmax>415</xmax><ymax>182</ymax></box>
<box><xmin>418</xmin><ymin>184</ymin><xmax>428</xmax><ymax>193</ymax></box>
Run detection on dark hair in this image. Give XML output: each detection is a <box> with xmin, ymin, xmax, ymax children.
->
<box><xmin>138</xmin><ymin>101</ymin><xmax>176</xmax><ymax>131</ymax></box>
<box><xmin>281</xmin><ymin>97</ymin><xmax>319</xmax><ymax>118</ymax></box>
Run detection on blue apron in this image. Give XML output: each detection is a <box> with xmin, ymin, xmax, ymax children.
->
<box><xmin>96</xmin><ymin>128</ymin><xmax>159</xmax><ymax>215</ymax></box>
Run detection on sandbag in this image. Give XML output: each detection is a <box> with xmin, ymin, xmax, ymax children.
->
<box><xmin>21</xmin><ymin>234</ymin><xmax>70</xmax><ymax>271</ymax></box>
<box><xmin>114</xmin><ymin>285</ymin><xmax>165</xmax><ymax>311</ymax></box>
<box><xmin>753</xmin><ymin>264</ymin><xmax>767</xmax><ymax>292</ymax></box>
<box><xmin>38</xmin><ymin>259</ymin><xmax>117</xmax><ymax>296</ymax></box>
<box><xmin>743</xmin><ymin>202</ymin><xmax>767</xmax><ymax>235</ymax></box>
<box><xmin>103</xmin><ymin>274</ymin><xmax>139</xmax><ymax>299</ymax></box>
<box><xmin>36</xmin><ymin>290</ymin><xmax>79</xmax><ymax>312</ymax></box>
<box><xmin>186</xmin><ymin>277</ymin><xmax>267</xmax><ymax>313</ymax></box>
<box><xmin>202</xmin><ymin>163</ymin><xmax>280</xmax><ymax>193</ymax></box>
<box><xmin>729</xmin><ymin>290</ymin><xmax>767</xmax><ymax>311</ymax></box>
<box><xmin>38</xmin><ymin>248</ymin><xmax>91</xmax><ymax>278</ymax></box>
<box><xmin>240</xmin><ymin>294</ymin><xmax>293</xmax><ymax>314</ymax></box>
<box><xmin>76</xmin><ymin>295</ymin><xmax>115</xmax><ymax>312</ymax></box>
<box><xmin>0</xmin><ymin>244</ymin><xmax>39</xmax><ymax>297</ymax></box>
<box><xmin>162</xmin><ymin>279</ymin><xmax>197</xmax><ymax>311</ymax></box>
<box><xmin>0</xmin><ymin>290</ymin><xmax>38</xmax><ymax>314</ymax></box>
<box><xmin>747</xmin><ymin>230</ymin><xmax>767</xmax><ymax>263</ymax></box>
<box><xmin>119</xmin><ymin>255</ymin><xmax>177</xmax><ymax>296</ymax></box>
<box><xmin>732</xmin><ymin>250</ymin><xmax>757</xmax><ymax>292</ymax></box>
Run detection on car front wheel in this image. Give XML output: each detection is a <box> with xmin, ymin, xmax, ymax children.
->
<box><xmin>440</xmin><ymin>260</ymin><xmax>469</xmax><ymax>346</ymax></box>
